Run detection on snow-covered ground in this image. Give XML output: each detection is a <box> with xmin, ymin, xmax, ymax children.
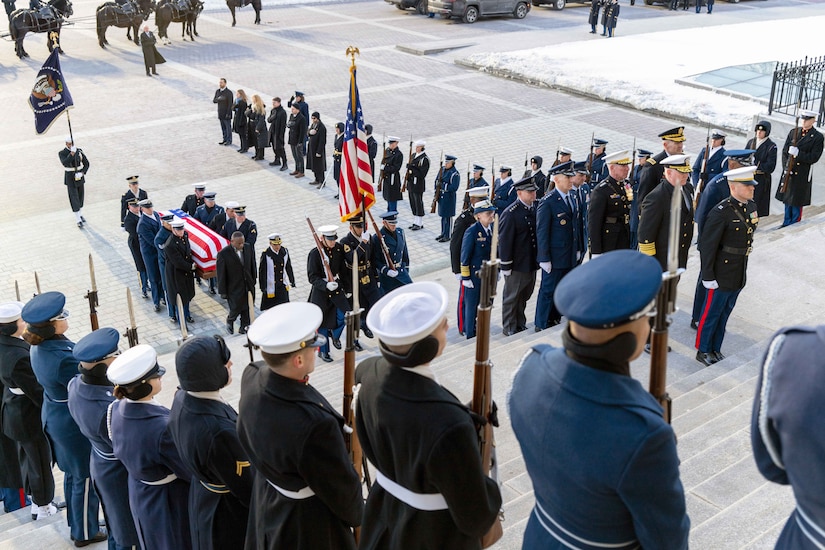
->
<box><xmin>462</xmin><ymin>17</ymin><xmax>823</xmax><ymax>132</ymax></box>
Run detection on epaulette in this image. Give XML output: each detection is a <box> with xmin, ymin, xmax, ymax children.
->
<box><xmin>646</xmin><ymin>158</ymin><xmax>657</xmax><ymax>166</ymax></box>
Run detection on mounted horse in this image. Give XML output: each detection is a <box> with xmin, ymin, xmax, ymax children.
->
<box><xmin>155</xmin><ymin>0</ymin><xmax>201</xmax><ymax>43</ymax></box>
<box><xmin>95</xmin><ymin>0</ymin><xmax>155</xmax><ymax>48</ymax></box>
<box><xmin>226</xmin><ymin>0</ymin><xmax>260</xmax><ymax>26</ymax></box>
<box><xmin>9</xmin><ymin>0</ymin><xmax>73</xmax><ymax>58</ymax></box>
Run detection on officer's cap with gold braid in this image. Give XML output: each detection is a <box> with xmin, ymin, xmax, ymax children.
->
<box><xmin>268</xmin><ymin>233</ymin><xmax>282</xmax><ymax>244</ymax></box>
<box><xmin>724</xmin><ymin>166</ymin><xmax>758</xmax><ymax>186</ymax></box>
<box><xmin>604</xmin><ymin>150</ymin><xmax>632</xmax><ymax>165</ymax></box>
<box><xmin>658</xmin><ymin>127</ymin><xmax>686</xmax><ymax>142</ymax></box>
<box><xmin>248</xmin><ymin>303</ymin><xmax>326</xmax><ymax>354</ymax></box>
<box><xmin>661</xmin><ymin>154</ymin><xmax>692</xmax><ymax>173</ymax></box>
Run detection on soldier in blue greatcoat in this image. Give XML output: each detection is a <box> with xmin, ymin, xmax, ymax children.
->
<box><xmin>450</xmin><ymin>187</ymin><xmax>490</xmax><ymax>335</ymax></box>
<box><xmin>511</xmin><ymin>250</ymin><xmax>690</xmax><ymax>550</ymax></box>
<box><xmin>108</xmin><ymin>345</ymin><xmax>192</xmax><ymax>550</ymax></box>
<box><xmin>21</xmin><ymin>292</ymin><xmax>106</xmax><ymax>546</ymax></box>
<box><xmin>371</xmin><ymin>211</ymin><xmax>412</xmax><ymax>293</ymax></box>
<box><xmin>459</xmin><ymin>200</ymin><xmax>495</xmax><ymax>339</ymax></box>
<box><xmin>68</xmin><ymin>328</ymin><xmax>140</xmax><ymax>550</ymax></box>
<box><xmin>535</xmin><ymin>162</ymin><xmax>583</xmax><ymax>330</ymax></box>
<box><xmin>136</xmin><ymin>199</ymin><xmax>164</xmax><ymax>312</ymax></box>
<box><xmin>436</xmin><ymin>155</ymin><xmax>461</xmax><ymax>242</ymax></box>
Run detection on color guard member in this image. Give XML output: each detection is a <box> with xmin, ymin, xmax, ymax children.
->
<box><xmin>451</xmin><ymin>186</ymin><xmax>490</xmax><ymax>335</ymax></box>
<box><xmin>692</xmin><ymin>129</ymin><xmax>727</xmax><ymax>187</ymax></box>
<box><xmin>258</xmin><ymin>233</ymin><xmax>295</xmax><ymax>310</ymax></box>
<box><xmin>779</xmin><ymin>109</ymin><xmax>824</xmax><ymax>227</ymax></box>
<box><xmin>436</xmin><ymin>155</ymin><xmax>461</xmax><ymax>242</ymax></box>
<box><xmin>308</xmin><ymin>225</ymin><xmax>350</xmax><ymax>362</ymax></box>
<box><xmin>371</xmin><ymin>212</ymin><xmax>413</xmax><ymax>292</ymax></box>
<box><xmin>406</xmin><ymin>139</ymin><xmax>430</xmax><ymax>231</ymax></box>
<box><xmin>340</xmin><ymin>215</ymin><xmax>380</xmax><ymax>339</ymax></box>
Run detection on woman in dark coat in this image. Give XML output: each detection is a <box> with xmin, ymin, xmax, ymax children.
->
<box><xmin>307</xmin><ymin>111</ymin><xmax>328</xmax><ymax>186</ymax></box>
<box><xmin>333</xmin><ymin>122</ymin><xmax>345</xmax><ymax>187</ymax></box>
<box><xmin>247</xmin><ymin>94</ymin><xmax>268</xmax><ymax>161</ymax></box>
<box><xmin>233</xmin><ymin>90</ymin><xmax>250</xmax><ymax>153</ymax></box>
<box><xmin>164</xmin><ymin>221</ymin><xmax>196</xmax><ymax>323</ymax></box>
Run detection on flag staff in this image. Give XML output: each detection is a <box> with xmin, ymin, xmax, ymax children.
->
<box><xmin>48</xmin><ymin>31</ymin><xmax>74</xmax><ymax>143</ymax></box>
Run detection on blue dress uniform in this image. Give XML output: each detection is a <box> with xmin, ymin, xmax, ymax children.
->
<box><xmin>460</xmin><ymin>216</ymin><xmax>493</xmax><ymax>339</ymax></box>
<box><xmin>511</xmin><ymin>251</ymin><xmax>689</xmax><ymax>550</ymax></box>
<box><xmin>193</xmin><ymin>196</ymin><xmax>224</xmax><ymax>227</ymax></box>
<box><xmin>751</xmin><ymin>325</ymin><xmax>825</xmax><ymax>549</ymax></box>
<box><xmin>67</xmin><ymin>328</ymin><xmax>140</xmax><ymax>550</ymax></box>
<box><xmin>22</xmin><ymin>293</ymin><xmax>103</xmax><ymax>544</ymax></box>
<box><xmin>499</xmin><ymin>185</ymin><xmax>538</xmax><ymax>335</ymax></box>
<box><xmin>154</xmin><ymin>216</ymin><xmax>175</xmax><ymax>319</ymax></box>
<box><xmin>746</xmin><ymin>121</ymin><xmax>778</xmax><ymax>217</ymax></box>
<box><xmin>371</xmin><ymin>214</ymin><xmax>412</xmax><ymax>293</ymax></box>
<box><xmin>136</xmin><ymin>202</ymin><xmax>164</xmax><ymax>309</ymax></box>
<box><xmin>692</xmin><ymin>141</ymin><xmax>727</xmax><ymax>186</ymax></box>
<box><xmin>492</xmin><ymin>171</ymin><xmax>515</xmax><ymax>213</ymax></box>
<box><xmin>436</xmin><ymin>158</ymin><xmax>461</xmax><ymax>240</ymax></box>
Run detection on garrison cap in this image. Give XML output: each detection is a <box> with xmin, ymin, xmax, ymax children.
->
<box><xmin>138</xmin><ymin>199</ymin><xmax>153</xmax><ymax>208</ymax></box>
<box><xmin>754</xmin><ymin>120</ymin><xmax>771</xmax><ymax>135</ymax></box>
<box><xmin>192</xmin><ymin>183</ymin><xmax>206</xmax><ymax>189</ymax></box>
<box><xmin>531</xmin><ymin>155</ymin><xmax>543</xmax><ymax>168</ymax></box>
<box><xmin>636</xmin><ymin>149</ymin><xmax>653</xmax><ymax>158</ymax></box>
<box><xmin>21</xmin><ymin>292</ymin><xmax>69</xmax><ymax>324</ymax></box>
<box><xmin>724</xmin><ymin>166</ymin><xmax>758</xmax><ymax>185</ymax></box>
<box><xmin>592</xmin><ymin>138</ymin><xmax>608</xmax><ymax>147</ymax></box>
<box><xmin>557</xmin><ymin>147</ymin><xmax>573</xmax><ymax>156</ymax></box>
<box><xmin>107</xmin><ymin>344</ymin><xmax>165</xmax><ymax>386</ymax></box>
<box><xmin>800</xmin><ymin>109</ymin><xmax>818</xmax><ymax>119</ymax></box>
<box><xmin>549</xmin><ymin>161</ymin><xmax>575</xmax><ymax>176</ymax></box>
<box><xmin>473</xmin><ymin>164</ymin><xmax>485</xmax><ymax>172</ymax></box>
<box><xmin>711</xmin><ymin>129</ymin><xmax>727</xmax><ymax>140</ymax></box>
<box><xmin>225</xmin><ymin>201</ymin><xmax>239</xmax><ymax>209</ymax></box>
<box><xmin>248</xmin><ymin>303</ymin><xmax>326</xmax><ymax>354</ymax></box>
<box><xmin>379</xmin><ymin>211</ymin><xmax>398</xmax><ymax>222</ymax></box>
<box><xmin>473</xmin><ymin>200</ymin><xmax>496</xmax><ymax>214</ymax></box>
<box><xmin>126</xmin><ymin>175</ymin><xmax>139</xmax><ymax>183</ymax></box>
<box><xmin>367</xmin><ymin>282</ymin><xmax>448</xmax><ymax>346</ymax></box>
<box><xmin>175</xmin><ymin>336</ymin><xmax>230</xmax><ymax>392</ymax></box>
<box><xmin>0</xmin><ymin>302</ymin><xmax>25</xmax><ymax>324</ymax></box>
<box><xmin>604</xmin><ymin>150</ymin><xmax>632</xmax><ymax>165</ymax></box>
<box><xmin>513</xmin><ymin>177</ymin><xmax>539</xmax><ymax>192</ymax></box>
<box><xmin>468</xmin><ymin>186</ymin><xmax>490</xmax><ymax>197</ymax></box>
<box><xmin>573</xmin><ymin>161</ymin><xmax>589</xmax><ymax>174</ymax></box>
<box><xmin>445</xmin><ymin>154</ymin><xmax>457</xmax><ymax>162</ymax></box>
<box><xmin>203</xmin><ymin>192</ymin><xmax>217</xmax><ymax>199</ymax></box>
<box><xmin>661</xmin><ymin>154</ymin><xmax>692</xmax><ymax>173</ymax></box>
<box><xmin>317</xmin><ymin>224</ymin><xmax>338</xmax><ymax>238</ymax></box>
<box><xmin>556</xmin><ymin>250</ymin><xmax>662</xmax><ymax>329</ymax></box>
<box><xmin>73</xmin><ymin>328</ymin><xmax>120</xmax><ymax>363</ymax></box>
<box><xmin>658</xmin><ymin>126</ymin><xmax>686</xmax><ymax>142</ymax></box>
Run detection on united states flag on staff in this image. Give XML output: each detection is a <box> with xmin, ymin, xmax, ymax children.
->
<box><xmin>339</xmin><ymin>66</ymin><xmax>375</xmax><ymax>222</ymax></box>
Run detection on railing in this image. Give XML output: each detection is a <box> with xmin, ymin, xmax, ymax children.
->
<box><xmin>769</xmin><ymin>56</ymin><xmax>825</xmax><ymax>125</ymax></box>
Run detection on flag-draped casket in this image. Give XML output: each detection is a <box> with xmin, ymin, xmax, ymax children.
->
<box><xmin>161</xmin><ymin>209</ymin><xmax>228</xmax><ymax>279</ymax></box>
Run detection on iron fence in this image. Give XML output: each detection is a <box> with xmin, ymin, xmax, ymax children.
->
<box><xmin>769</xmin><ymin>56</ymin><xmax>825</xmax><ymax>125</ymax></box>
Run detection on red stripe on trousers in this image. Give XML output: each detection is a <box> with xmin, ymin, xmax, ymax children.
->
<box><xmin>457</xmin><ymin>283</ymin><xmax>465</xmax><ymax>333</ymax></box>
<box><xmin>797</xmin><ymin>206</ymin><xmax>803</xmax><ymax>222</ymax></box>
<box><xmin>695</xmin><ymin>288</ymin><xmax>715</xmax><ymax>348</ymax></box>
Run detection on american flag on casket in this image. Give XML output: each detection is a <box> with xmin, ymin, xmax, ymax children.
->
<box><xmin>160</xmin><ymin>209</ymin><xmax>229</xmax><ymax>279</ymax></box>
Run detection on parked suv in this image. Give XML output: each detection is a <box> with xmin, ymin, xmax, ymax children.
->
<box><xmin>385</xmin><ymin>0</ymin><xmax>429</xmax><ymax>14</ymax></box>
<box><xmin>428</xmin><ymin>0</ymin><xmax>530</xmax><ymax>23</ymax></box>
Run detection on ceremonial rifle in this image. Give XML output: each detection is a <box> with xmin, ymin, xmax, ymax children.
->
<box><xmin>463</xmin><ymin>161</ymin><xmax>472</xmax><ymax>210</ymax></box>
<box><xmin>625</xmin><ymin>137</ymin><xmax>636</xmax><ymax>204</ymax></box>
<box><xmin>780</xmin><ymin>83</ymin><xmax>806</xmax><ymax>195</ymax></box>
<box><xmin>585</xmin><ymin>132</ymin><xmax>595</xmax><ymax>176</ymax></box>
<box><xmin>34</xmin><ymin>272</ymin><xmax>41</xmax><ymax>297</ymax></box>
<box><xmin>522</xmin><ymin>151</ymin><xmax>530</xmax><ymax>180</ymax></box>
<box><xmin>472</xmin><ymin>214</ymin><xmax>504</xmax><ymax>547</ymax></box>
<box><xmin>554</xmin><ymin>138</ymin><xmax>561</xmax><ymax>165</ymax></box>
<box><xmin>401</xmin><ymin>134</ymin><xmax>413</xmax><ymax>193</ymax></box>
<box><xmin>244</xmin><ymin>291</ymin><xmax>257</xmax><ymax>363</ymax></box>
<box><xmin>124</xmin><ymin>288</ymin><xmax>139</xmax><ymax>347</ymax></box>
<box><xmin>176</xmin><ymin>295</ymin><xmax>189</xmax><ymax>345</ymax></box>
<box><xmin>14</xmin><ymin>280</ymin><xmax>20</xmax><ymax>302</ymax></box>
<box><xmin>366</xmin><ymin>209</ymin><xmax>396</xmax><ymax>271</ymax></box>
<box><xmin>693</xmin><ymin>126</ymin><xmax>711</xmax><ymax>210</ymax></box>
<box><xmin>306</xmin><ymin>216</ymin><xmax>335</xmax><ymax>282</ymax></box>
<box><xmin>377</xmin><ymin>135</ymin><xmax>388</xmax><ymax>192</ymax></box>
<box><xmin>343</xmin><ymin>255</ymin><xmax>366</xmax><ymax>487</ymax></box>
<box><xmin>430</xmin><ymin>150</ymin><xmax>444</xmax><ymax>214</ymax></box>
<box><xmin>489</xmin><ymin>157</ymin><xmax>495</xmax><ymax>199</ymax></box>
<box><xmin>648</xmin><ymin>178</ymin><xmax>684</xmax><ymax>424</ymax></box>
<box><xmin>85</xmin><ymin>254</ymin><xmax>100</xmax><ymax>331</ymax></box>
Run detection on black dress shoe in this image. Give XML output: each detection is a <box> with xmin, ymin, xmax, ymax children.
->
<box><xmin>280</xmin><ymin>165</ymin><xmax>289</xmax><ymax>172</ymax></box>
<box><xmin>77</xmin><ymin>221</ymin><xmax>83</xmax><ymax>228</ymax></box>
<box><xmin>209</xmin><ymin>287</ymin><xmax>216</xmax><ymax>295</ymax></box>
<box><xmin>52</xmin><ymin>499</ymin><xmax>67</xmax><ymax>510</ymax></box>
<box><xmin>80</xmin><ymin>216</ymin><xmax>86</xmax><ymax>223</ymax></box>
<box><xmin>219</xmin><ymin>141</ymin><xmax>227</xmax><ymax>145</ymax></box>
<box><xmin>362</xmin><ymin>326</ymin><xmax>374</xmax><ymax>339</ymax></box>
<box><xmin>74</xmin><ymin>531</ymin><xmax>108</xmax><ymax>547</ymax></box>
<box><xmin>332</xmin><ymin>337</ymin><xmax>342</xmax><ymax>350</ymax></box>
<box><xmin>226</xmin><ymin>322</ymin><xmax>234</xmax><ymax>335</ymax></box>
<box><xmin>170</xmin><ymin>317</ymin><xmax>177</xmax><ymax>324</ymax></box>
<box><xmin>153</xmin><ymin>304</ymin><xmax>161</xmax><ymax>312</ymax></box>
<box><xmin>696</xmin><ymin>351</ymin><xmax>718</xmax><ymax>366</ymax></box>
<box><xmin>141</xmin><ymin>291</ymin><xmax>149</xmax><ymax>299</ymax></box>
<box><xmin>354</xmin><ymin>340</ymin><xmax>364</xmax><ymax>352</ymax></box>
<box><xmin>185</xmin><ymin>316</ymin><xmax>194</xmax><ymax>323</ymax></box>
<box><xmin>712</xmin><ymin>351</ymin><xmax>726</xmax><ymax>362</ymax></box>
<box><xmin>239</xmin><ymin>325</ymin><xmax>248</xmax><ymax>334</ymax></box>
<box><xmin>269</xmin><ymin>161</ymin><xmax>279</xmax><ymax>166</ymax></box>
<box><xmin>534</xmin><ymin>326</ymin><xmax>544</xmax><ymax>332</ymax></box>
<box><xmin>152</xmin><ymin>71</ymin><xmax>158</xmax><ymax>75</ymax></box>
<box><xmin>503</xmin><ymin>329</ymin><xmax>512</xmax><ymax>337</ymax></box>
<box><xmin>319</xmin><ymin>351</ymin><xmax>334</xmax><ymax>363</ymax></box>
<box><xmin>690</xmin><ymin>320</ymin><xmax>698</xmax><ymax>330</ymax></box>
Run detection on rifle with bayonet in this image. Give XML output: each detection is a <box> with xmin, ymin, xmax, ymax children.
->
<box><xmin>306</xmin><ymin>216</ymin><xmax>335</xmax><ymax>282</ymax></box>
<box><xmin>377</xmin><ymin>135</ymin><xmax>388</xmax><ymax>193</ymax></box>
<box><xmin>693</xmin><ymin>127</ymin><xmax>711</xmax><ymax>210</ymax></box>
<box><xmin>176</xmin><ymin>295</ymin><xmax>189</xmax><ymax>345</ymax></box>
<box><xmin>85</xmin><ymin>254</ymin><xmax>100</xmax><ymax>331</ymax></box>
<box><xmin>648</xmin><ymin>177</ymin><xmax>685</xmax><ymax>424</ymax></box>
<box><xmin>585</xmin><ymin>132</ymin><xmax>595</xmax><ymax>180</ymax></box>
<box><xmin>34</xmin><ymin>272</ymin><xmax>41</xmax><ymax>297</ymax></box>
<box><xmin>343</xmin><ymin>253</ymin><xmax>367</xmax><ymax>487</ymax></box>
<box><xmin>14</xmin><ymin>281</ymin><xmax>20</xmax><ymax>302</ymax></box>
<box><xmin>472</xmin><ymin>213</ymin><xmax>503</xmax><ymax>547</ymax></box>
<box><xmin>366</xmin><ymin>209</ymin><xmax>396</xmax><ymax>271</ymax></box>
<box><xmin>430</xmin><ymin>151</ymin><xmax>444</xmax><ymax>214</ymax></box>
<box><xmin>124</xmin><ymin>288</ymin><xmax>139</xmax><ymax>347</ymax></box>
<box><xmin>522</xmin><ymin>151</ymin><xmax>530</xmax><ymax>180</ymax></box>
<box><xmin>624</xmin><ymin>138</ymin><xmax>636</xmax><ymax>205</ymax></box>
<box><xmin>401</xmin><ymin>135</ymin><xmax>413</xmax><ymax>193</ymax></box>
<box><xmin>244</xmin><ymin>291</ymin><xmax>257</xmax><ymax>363</ymax></box>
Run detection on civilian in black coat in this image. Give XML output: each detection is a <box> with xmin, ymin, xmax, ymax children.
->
<box><xmin>267</xmin><ymin>97</ymin><xmax>288</xmax><ymax>169</ymax></box>
<box><xmin>139</xmin><ymin>25</ymin><xmax>164</xmax><ymax>76</ymax></box>
<box><xmin>233</xmin><ymin>90</ymin><xmax>250</xmax><ymax>153</ymax></box>
<box><xmin>214</xmin><ymin>78</ymin><xmax>234</xmax><ymax>145</ymax></box>
<box><xmin>745</xmin><ymin>120</ymin><xmax>778</xmax><ymax>217</ymax></box>
<box><xmin>216</xmin><ymin>233</ymin><xmax>257</xmax><ymax>334</ymax></box>
<box><xmin>307</xmin><ymin>112</ymin><xmax>327</xmax><ymax>186</ymax></box>
<box><xmin>287</xmin><ymin>106</ymin><xmax>307</xmax><ymax>176</ymax></box>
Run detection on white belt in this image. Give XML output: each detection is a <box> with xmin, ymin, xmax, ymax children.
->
<box><xmin>375</xmin><ymin>471</ymin><xmax>448</xmax><ymax>511</ymax></box>
<box><xmin>266</xmin><ymin>479</ymin><xmax>315</xmax><ymax>500</ymax></box>
<box><xmin>140</xmin><ymin>473</ymin><xmax>177</xmax><ymax>486</ymax></box>
<box><xmin>7</xmin><ymin>388</ymin><xmax>24</xmax><ymax>396</ymax></box>
<box><xmin>64</xmin><ymin>167</ymin><xmax>79</xmax><ymax>172</ymax></box>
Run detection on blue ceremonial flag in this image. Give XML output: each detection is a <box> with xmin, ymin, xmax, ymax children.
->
<box><xmin>29</xmin><ymin>49</ymin><xmax>73</xmax><ymax>135</ymax></box>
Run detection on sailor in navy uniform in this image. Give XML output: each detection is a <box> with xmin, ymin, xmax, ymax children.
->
<box><xmin>450</xmin><ymin>187</ymin><xmax>490</xmax><ymax>335</ymax></box>
<box><xmin>258</xmin><ymin>233</ymin><xmax>295</xmax><ymax>310</ymax></box>
<box><xmin>119</xmin><ymin>175</ymin><xmax>147</xmax><ymax>228</ymax></box>
<box><xmin>586</xmin><ymin>138</ymin><xmax>609</xmax><ymax>185</ymax></box>
<box><xmin>694</xmin><ymin>167</ymin><xmax>759</xmax><ymax>366</ymax></box>
<box><xmin>692</xmin><ymin>129</ymin><xmax>727</xmax><ymax>187</ymax></box>
<box><xmin>535</xmin><ymin>161</ymin><xmax>584</xmax><ymax>330</ymax></box>
<box><xmin>638</xmin><ymin>154</ymin><xmax>695</xmax><ymax>271</ymax></box>
<box><xmin>0</xmin><ymin>302</ymin><xmax>56</xmax><ymax>521</ymax></box>
<box><xmin>511</xmin><ymin>251</ymin><xmax>689</xmax><ymax>550</ymax></box>
<box><xmin>21</xmin><ymin>292</ymin><xmax>106</xmax><ymax>546</ymax></box>
<box><xmin>499</xmin><ymin>179</ymin><xmax>538</xmax><ymax>336</ymax></box>
<box><xmin>169</xmin><ymin>336</ymin><xmax>254</xmax><ymax>549</ymax></box>
<box><xmin>751</xmin><ymin>324</ymin><xmax>825</xmax><ymax>550</ymax></box>
<box><xmin>588</xmin><ymin>150</ymin><xmax>633</xmax><ymax>256</ymax></box>
<box><xmin>436</xmin><ymin>155</ymin><xmax>461</xmax><ymax>242</ymax></box>
<box><xmin>745</xmin><ymin>120</ymin><xmax>778</xmax><ymax>217</ymax></box>
<box><xmin>136</xmin><ymin>199</ymin><xmax>164</xmax><ymax>311</ymax></box>
<box><xmin>59</xmin><ymin>136</ymin><xmax>91</xmax><ymax>228</ymax></box>
<box><xmin>67</xmin><ymin>328</ymin><xmax>140</xmax><ymax>550</ymax></box>
<box><xmin>630</xmin><ymin>149</ymin><xmax>652</xmax><ymax>249</ymax></box>
<box><xmin>638</xmin><ymin>127</ymin><xmax>686</xmax><ymax>203</ymax></box>
<box><xmin>123</xmin><ymin>198</ymin><xmax>149</xmax><ymax>299</ymax></box>
<box><xmin>459</xmin><ymin>200</ymin><xmax>496</xmax><ymax>339</ymax></box>
<box><xmin>355</xmin><ymin>283</ymin><xmax>502</xmax><ymax>549</ymax></box>
<box><xmin>108</xmin><ymin>345</ymin><xmax>192</xmax><ymax>550</ymax></box>
<box><xmin>491</xmin><ymin>164</ymin><xmax>515</xmax><ymax>213</ymax></box>
<box><xmin>308</xmin><ymin>225</ymin><xmax>350</xmax><ymax>363</ymax></box>
<box><xmin>238</xmin><ymin>303</ymin><xmax>363</xmax><ymax>549</ymax></box>
<box><xmin>340</xmin><ymin>215</ymin><xmax>380</xmax><ymax>340</ymax></box>
<box><xmin>371</xmin><ymin>212</ymin><xmax>413</xmax><ymax>293</ymax></box>
<box><xmin>550</xmin><ymin>146</ymin><xmax>573</xmax><ymax>169</ymax></box>
<box><xmin>406</xmin><ymin>139</ymin><xmax>430</xmax><ymax>230</ymax></box>
<box><xmin>181</xmin><ymin>182</ymin><xmax>206</xmax><ymax>216</ymax></box>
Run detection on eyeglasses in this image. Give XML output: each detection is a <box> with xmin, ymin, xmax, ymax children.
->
<box><xmin>213</xmin><ymin>334</ymin><xmax>231</xmax><ymax>363</ymax></box>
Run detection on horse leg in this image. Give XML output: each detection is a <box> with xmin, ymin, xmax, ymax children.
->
<box><xmin>229</xmin><ymin>5</ymin><xmax>235</xmax><ymax>26</ymax></box>
<box><xmin>254</xmin><ymin>5</ymin><xmax>260</xmax><ymax>24</ymax></box>
<box><xmin>132</xmin><ymin>22</ymin><xmax>139</xmax><ymax>44</ymax></box>
<box><xmin>97</xmin><ymin>18</ymin><xmax>106</xmax><ymax>47</ymax></box>
<box><xmin>192</xmin><ymin>14</ymin><xmax>198</xmax><ymax>35</ymax></box>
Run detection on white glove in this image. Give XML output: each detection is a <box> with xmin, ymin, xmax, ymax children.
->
<box><xmin>70</xmin><ymin>146</ymin><xmax>77</xmax><ymax>153</ymax></box>
<box><xmin>346</xmin><ymin>293</ymin><xmax>353</xmax><ymax>299</ymax></box>
<box><xmin>121</xmin><ymin>226</ymin><xmax>126</xmax><ymax>232</ymax></box>
<box><xmin>590</xmin><ymin>253</ymin><xmax>601</xmax><ymax>259</ymax></box>
<box><xmin>387</xmin><ymin>269</ymin><xmax>399</xmax><ymax>278</ymax></box>
<box><xmin>326</xmin><ymin>281</ymin><xmax>338</xmax><ymax>292</ymax></box>
<box><xmin>539</xmin><ymin>261</ymin><xmax>552</xmax><ymax>273</ymax></box>
<box><xmin>379</xmin><ymin>164</ymin><xmax>386</xmax><ymax>171</ymax></box>
<box><xmin>501</xmin><ymin>270</ymin><xmax>512</xmax><ymax>277</ymax></box>
<box><xmin>454</xmin><ymin>273</ymin><xmax>462</xmax><ymax>281</ymax></box>
<box><xmin>702</xmin><ymin>280</ymin><xmax>719</xmax><ymax>289</ymax></box>
<box><xmin>788</xmin><ymin>146</ymin><xmax>799</xmax><ymax>157</ymax></box>
<box><xmin>462</xmin><ymin>280</ymin><xmax>474</xmax><ymax>288</ymax></box>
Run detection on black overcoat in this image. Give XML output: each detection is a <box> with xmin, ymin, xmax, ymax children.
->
<box><xmin>638</xmin><ymin>180</ymin><xmax>695</xmax><ymax>270</ymax></box>
<box><xmin>216</xmin><ymin>244</ymin><xmax>257</xmax><ymax>306</ymax></box>
<box><xmin>780</xmin><ymin>126</ymin><xmax>824</xmax><ymax>207</ymax></box>
<box><xmin>588</xmin><ymin>176</ymin><xmax>631</xmax><ymax>254</ymax></box>
<box><xmin>233</xmin><ymin>100</ymin><xmax>248</xmax><ymax>135</ymax></box>
<box><xmin>287</xmin><ymin>113</ymin><xmax>307</xmax><ymax>147</ymax></box>
<box><xmin>268</xmin><ymin>105</ymin><xmax>287</xmax><ymax>148</ymax></box>
<box><xmin>0</xmin><ymin>335</ymin><xmax>44</xmax><ymax>442</ymax></box>
<box><xmin>163</xmin><ymin>232</ymin><xmax>196</xmax><ymax>304</ymax></box>
<box><xmin>307</xmin><ymin>121</ymin><xmax>327</xmax><ymax>172</ymax></box>
<box><xmin>381</xmin><ymin>147</ymin><xmax>404</xmax><ymax>202</ymax></box>
<box><xmin>307</xmin><ymin>245</ymin><xmax>350</xmax><ymax>329</ymax></box>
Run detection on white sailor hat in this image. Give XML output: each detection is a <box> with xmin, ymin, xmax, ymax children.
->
<box><xmin>711</xmin><ymin>129</ymin><xmax>727</xmax><ymax>140</ymax></box>
<box><xmin>604</xmin><ymin>150</ymin><xmax>633</xmax><ymax>165</ymax></box>
<box><xmin>414</xmin><ymin>139</ymin><xmax>426</xmax><ymax>147</ymax></box>
<box><xmin>317</xmin><ymin>225</ymin><xmax>338</xmax><ymax>238</ymax></box>
<box><xmin>248</xmin><ymin>303</ymin><xmax>326</xmax><ymax>354</ymax></box>
<box><xmin>367</xmin><ymin>282</ymin><xmax>449</xmax><ymax>347</ymax></box>
<box><xmin>723</xmin><ymin>165</ymin><xmax>758</xmax><ymax>185</ymax></box>
<box><xmin>468</xmin><ymin>186</ymin><xmax>490</xmax><ymax>197</ymax></box>
<box><xmin>107</xmin><ymin>344</ymin><xmax>165</xmax><ymax>386</ymax></box>
<box><xmin>65</xmin><ymin>135</ymin><xmax>73</xmax><ymax>143</ymax></box>
<box><xmin>138</xmin><ymin>199</ymin><xmax>153</xmax><ymax>208</ymax></box>
<box><xmin>557</xmin><ymin>146</ymin><xmax>573</xmax><ymax>156</ymax></box>
<box><xmin>170</xmin><ymin>218</ymin><xmax>185</xmax><ymax>229</ymax></box>
<box><xmin>387</xmin><ymin>136</ymin><xmax>400</xmax><ymax>143</ymax></box>
<box><xmin>800</xmin><ymin>109</ymin><xmax>818</xmax><ymax>119</ymax></box>
<box><xmin>225</xmin><ymin>201</ymin><xmax>240</xmax><ymax>209</ymax></box>
<box><xmin>192</xmin><ymin>183</ymin><xmax>206</xmax><ymax>190</ymax></box>
<box><xmin>0</xmin><ymin>302</ymin><xmax>25</xmax><ymax>324</ymax></box>
<box><xmin>499</xmin><ymin>165</ymin><xmax>512</xmax><ymax>172</ymax></box>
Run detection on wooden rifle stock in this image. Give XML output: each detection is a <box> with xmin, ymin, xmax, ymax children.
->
<box><xmin>780</xmin><ymin>117</ymin><xmax>801</xmax><ymax>195</ymax></box>
<box><xmin>14</xmin><ymin>280</ymin><xmax>20</xmax><ymax>302</ymax></box>
<box><xmin>34</xmin><ymin>272</ymin><xmax>41</xmax><ymax>297</ymax></box>
<box><xmin>85</xmin><ymin>253</ymin><xmax>100</xmax><ymax>331</ymax></box>
<box><xmin>366</xmin><ymin>209</ymin><xmax>396</xmax><ymax>271</ymax></box>
<box><xmin>430</xmin><ymin>151</ymin><xmax>444</xmax><ymax>214</ymax></box>
<box><xmin>306</xmin><ymin>216</ymin><xmax>335</xmax><ymax>282</ymax></box>
<box><xmin>377</xmin><ymin>137</ymin><xmax>387</xmax><ymax>192</ymax></box>
<box><xmin>585</xmin><ymin>131</ymin><xmax>595</xmax><ymax>176</ymax></box>
<box><xmin>343</xmin><ymin>258</ymin><xmax>365</xmax><ymax>484</ymax></box>
<box><xmin>401</xmin><ymin>135</ymin><xmax>413</xmax><ymax>193</ymax></box>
